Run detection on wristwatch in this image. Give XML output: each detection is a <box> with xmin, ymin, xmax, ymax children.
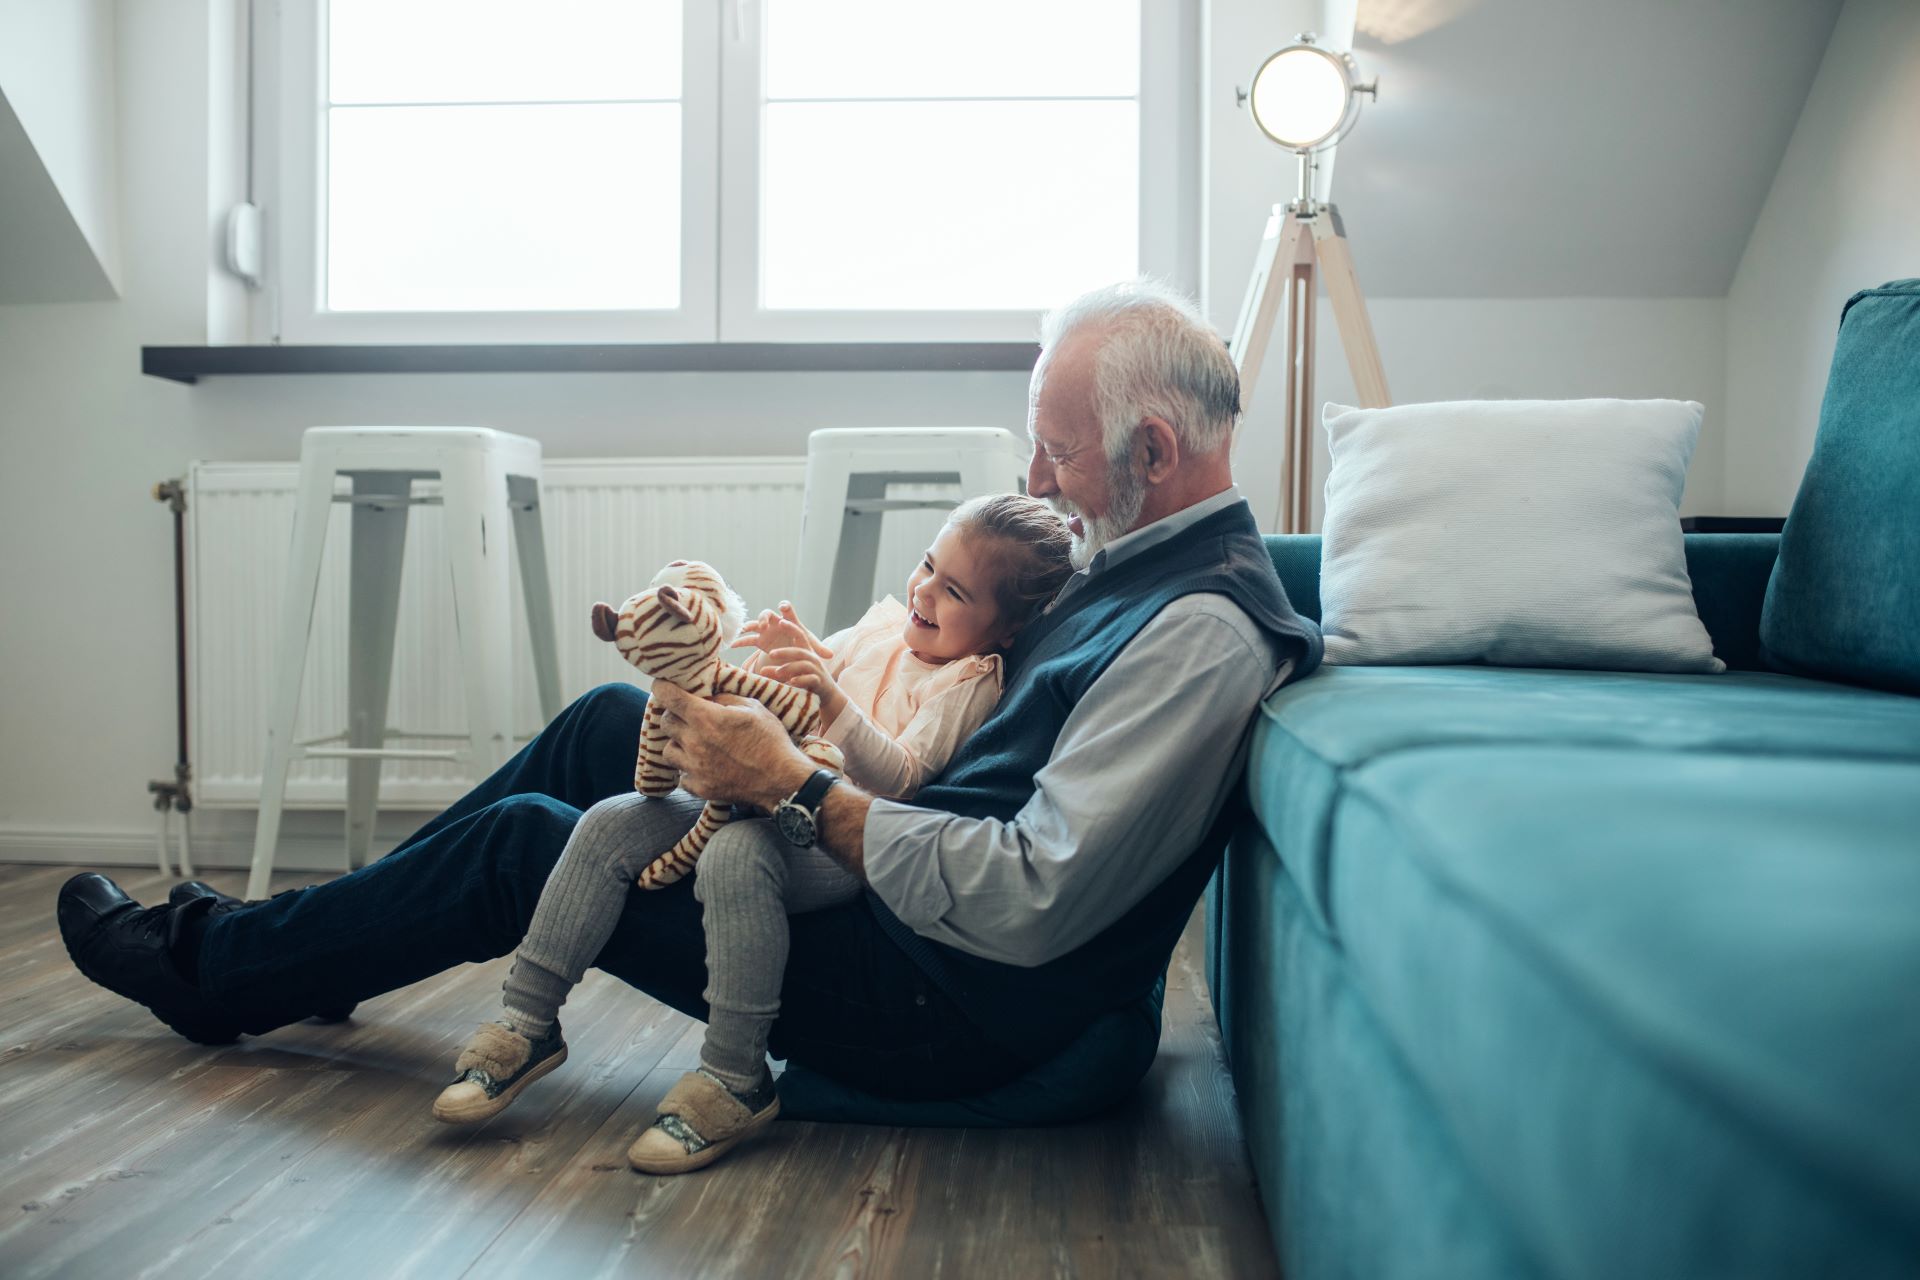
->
<box><xmin>772</xmin><ymin>769</ymin><xmax>838</xmax><ymax>848</ymax></box>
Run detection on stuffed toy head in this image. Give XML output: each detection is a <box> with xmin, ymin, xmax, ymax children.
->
<box><xmin>591</xmin><ymin>560</ymin><xmax>747</xmax><ymax>695</ymax></box>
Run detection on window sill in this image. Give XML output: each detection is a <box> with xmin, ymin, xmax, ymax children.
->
<box><xmin>140</xmin><ymin>342</ymin><xmax>1041</xmax><ymax>385</ymax></box>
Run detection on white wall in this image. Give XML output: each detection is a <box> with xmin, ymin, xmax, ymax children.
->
<box><xmin>0</xmin><ymin>0</ymin><xmax>120</xmax><ymax>293</ymax></box>
<box><xmin>1203</xmin><ymin>0</ymin><xmax>1730</xmax><ymax>528</ymax></box>
<box><xmin>1721</xmin><ymin>0</ymin><xmax>1920</xmax><ymax>515</ymax></box>
<box><xmin>1228</xmin><ymin>297</ymin><xmax>1729</xmax><ymax>531</ymax></box>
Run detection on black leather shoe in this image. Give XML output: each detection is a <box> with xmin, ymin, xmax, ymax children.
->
<box><xmin>58</xmin><ymin>873</ymin><xmax>242</xmax><ymax>1045</ymax></box>
<box><xmin>165</xmin><ymin>881</ymin><xmax>358</xmax><ymax>1024</ymax></box>
<box><xmin>168</xmin><ymin>880</ymin><xmax>241</xmax><ymax>912</ymax></box>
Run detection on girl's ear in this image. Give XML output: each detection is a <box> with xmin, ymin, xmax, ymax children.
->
<box><xmin>991</xmin><ymin>615</ymin><xmax>1027</xmax><ymax>651</ymax></box>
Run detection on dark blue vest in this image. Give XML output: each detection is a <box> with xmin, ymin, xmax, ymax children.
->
<box><xmin>865</xmin><ymin>499</ymin><xmax>1323</xmax><ymax>1063</ymax></box>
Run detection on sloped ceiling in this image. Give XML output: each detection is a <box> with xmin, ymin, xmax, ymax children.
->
<box><xmin>0</xmin><ymin>86</ymin><xmax>117</xmax><ymax>304</ymax></box>
<box><xmin>1329</xmin><ymin>0</ymin><xmax>1845</xmax><ymax>297</ymax></box>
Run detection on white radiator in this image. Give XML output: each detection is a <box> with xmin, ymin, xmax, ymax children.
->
<box><xmin>186</xmin><ymin>458</ymin><xmax>954</xmax><ymax>809</ymax></box>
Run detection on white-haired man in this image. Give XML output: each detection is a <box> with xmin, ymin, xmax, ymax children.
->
<box><xmin>59</xmin><ymin>280</ymin><xmax>1323</xmax><ymax>1173</ymax></box>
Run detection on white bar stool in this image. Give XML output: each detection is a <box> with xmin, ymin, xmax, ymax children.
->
<box><xmin>246</xmin><ymin>427</ymin><xmax>563</xmax><ymax>899</ymax></box>
<box><xmin>793</xmin><ymin>427</ymin><xmax>1030</xmax><ymax>635</ymax></box>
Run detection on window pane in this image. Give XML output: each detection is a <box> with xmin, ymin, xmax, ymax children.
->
<box><xmin>327</xmin><ymin>105</ymin><xmax>681</xmax><ymax>312</ymax></box>
<box><xmin>330</xmin><ymin>0</ymin><xmax>681</xmax><ymax>104</ymax></box>
<box><xmin>761</xmin><ymin>101</ymin><xmax>1137</xmax><ymax>311</ymax></box>
<box><xmin>765</xmin><ymin>0</ymin><xmax>1138</xmax><ymax>100</ymax></box>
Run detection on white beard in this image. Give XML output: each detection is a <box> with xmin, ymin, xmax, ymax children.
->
<box><xmin>1050</xmin><ymin>454</ymin><xmax>1149</xmax><ymax>570</ymax></box>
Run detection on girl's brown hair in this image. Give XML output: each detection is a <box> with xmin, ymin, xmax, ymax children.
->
<box><xmin>946</xmin><ymin>494</ymin><xmax>1076</xmax><ymax>630</ymax></box>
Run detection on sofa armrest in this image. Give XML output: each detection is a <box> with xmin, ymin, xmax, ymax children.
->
<box><xmin>1267</xmin><ymin>532</ymin><xmax>1778</xmax><ymax>671</ymax></box>
<box><xmin>1683</xmin><ymin>533</ymin><xmax>1780</xmax><ymax>672</ymax></box>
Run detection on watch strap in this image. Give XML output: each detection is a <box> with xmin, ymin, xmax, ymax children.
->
<box><xmin>791</xmin><ymin>769</ymin><xmax>837</xmax><ymax>811</ymax></box>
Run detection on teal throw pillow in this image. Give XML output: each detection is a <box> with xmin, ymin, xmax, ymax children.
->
<box><xmin>1760</xmin><ymin>280</ymin><xmax>1920</xmax><ymax>696</ymax></box>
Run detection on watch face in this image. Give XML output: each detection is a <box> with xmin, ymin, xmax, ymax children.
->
<box><xmin>774</xmin><ymin>802</ymin><xmax>816</xmax><ymax>847</ymax></box>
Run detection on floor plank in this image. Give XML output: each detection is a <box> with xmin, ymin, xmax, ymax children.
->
<box><xmin>0</xmin><ymin>864</ymin><xmax>1276</xmax><ymax>1279</ymax></box>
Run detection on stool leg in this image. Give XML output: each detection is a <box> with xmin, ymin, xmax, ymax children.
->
<box><xmin>508</xmin><ymin>474</ymin><xmax>563</xmax><ymax>724</ymax></box>
<box><xmin>344</xmin><ymin>472</ymin><xmax>412</xmax><ymax>871</ymax></box>
<box><xmin>248</xmin><ymin>461</ymin><xmax>338</xmax><ymax>900</ymax></box>
<box><xmin>442</xmin><ymin>453</ymin><xmax>518</xmax><ymax>778</ymax></box>
<box><xmin>827</xmin><ymin>474</ymin><xmax>889</xmax><ymax>635</ymax></box>
<box><xmin>793</xmin><ymin>451</ymin><xmax>853</xmax><ymax>634</ymax></box>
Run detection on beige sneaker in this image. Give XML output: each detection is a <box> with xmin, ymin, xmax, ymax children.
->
<box><xmin>627</xmin><ymin>1069</ymin><xmax>780</xmax><ymax>1175</ymax></box>
<box><xmin>432</xmin><ymin>1021</ymin><xmax>567</xmax><ymax>1124</ymax></box>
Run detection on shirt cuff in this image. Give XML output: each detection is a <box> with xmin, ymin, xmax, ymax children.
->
<box><xmin>861</xmin><ymin>798</ymin><xmax>955</xmax><ymax>929</ymax></box>
<box><xmin>822</xmin><ymin>701</ymin><xmax>858</xmax><ymax>746</ymax></box>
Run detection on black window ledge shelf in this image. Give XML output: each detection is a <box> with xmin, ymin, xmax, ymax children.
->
<box><xmin>142</xmin><ymin>342</ymin><xmax>1041</xmax><ymax>384</ymax></box>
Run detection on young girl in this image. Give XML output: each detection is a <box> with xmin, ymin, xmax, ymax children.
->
<box><xmin>432</xmin><ymin>495</ymin><xmax>1074</xmax><ymax>1173</ymax></box>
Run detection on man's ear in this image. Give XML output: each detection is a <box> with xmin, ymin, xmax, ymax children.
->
<box><xmin>1138</xmin><ymin>416</ymin><xmax>1181</xmax><ymax>483</ymax></box>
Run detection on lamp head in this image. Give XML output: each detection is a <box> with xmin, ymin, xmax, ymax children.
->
<box><xmin>1247</xmin><ymin>33</ymin><xmax>1373</xmax><ymax>153</ymax></box>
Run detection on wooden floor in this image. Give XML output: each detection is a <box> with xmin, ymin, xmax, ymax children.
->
<box><xmin>0</xmin><ymin>863</ymin><xmax>1277</xmax><ymax>1279</ymax></box>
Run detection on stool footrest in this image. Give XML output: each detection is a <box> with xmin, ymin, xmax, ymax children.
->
<box><xmin>843</xmin><ymin>498</ymin><xmax>961</xmax><ymax>514</ymax></box>
<box><xmin>332</xmin><ymin>493</ymin><xmax>442</xmax><ymax>509</ymax></box>
<box><xmin>299</xmin><ymin>747</ymin><xmax>464</xmax><ymax>762</ymax></box>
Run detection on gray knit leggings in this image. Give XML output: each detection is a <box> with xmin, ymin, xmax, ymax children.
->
<box><xmin>500</xmin><ymin>790</ymin><xmax>861</xmax><ymax>1092</ymax></box>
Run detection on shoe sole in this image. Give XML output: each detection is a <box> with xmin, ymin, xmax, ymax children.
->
<box><xmin>432</xmin><ymin>1046</ymin><xmax>569</xmax><ymax>1125</ymax></box>
<box><xmin>628</xmin><ymin>1096</ymin><xmax>780</xmax><ymax>1175</ymax></box>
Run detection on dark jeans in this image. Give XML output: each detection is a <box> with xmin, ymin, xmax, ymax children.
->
<box><xmin>198</xmin><ymin>683</ymin><xmax>1026</xmax><ymax>1100</ymax></box>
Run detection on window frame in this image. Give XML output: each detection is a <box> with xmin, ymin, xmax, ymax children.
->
<box><xmin>253</xmin><ymin>0</ymin><xmax>1194</xmax><ymax>347</ymax></box>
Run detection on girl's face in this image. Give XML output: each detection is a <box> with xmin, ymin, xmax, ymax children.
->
<box><xmin>902</xmin><ymin>525</ymin><xmax>1018</xmax><ymax>662</ymax></box>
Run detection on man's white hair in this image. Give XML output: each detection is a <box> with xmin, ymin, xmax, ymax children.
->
<box><xmin>1035</xmin><ymin>278</ymin><xmax>1241</xmax><ymax>463</ymax></box>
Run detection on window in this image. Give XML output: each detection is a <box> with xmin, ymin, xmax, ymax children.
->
<box><xmin>259</xmin><ymin>0</ymin><xmax>1193</xmax><ymax>345</ymax></box>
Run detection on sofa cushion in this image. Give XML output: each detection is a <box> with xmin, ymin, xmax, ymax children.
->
<box><xmin>1762</xmin><ymin>279</ymin><xmax>1920</xmax><ymax>695</ymax></box>
<box><xmin>1245</xmin><ymin>666</ymin><xmax>1920</xmax><ymax>1273</ymax></box>
<box><xmin>1248</xmin><ymin>665</ymin><xmax>1920</xmax><ymax>933</ymax></box>
<box><xmin>1331</xmin><ymin>747</ymin><xmax>1920</xmax><ymax>1276</ymax></box>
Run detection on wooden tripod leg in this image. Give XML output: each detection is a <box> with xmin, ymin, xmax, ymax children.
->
<box><xmin>1309</xmin><ymin>211</ymin><xmax>1390</xmax><ymax>409</ymax></box>
<box><xmin>1280</xmin><ymin>259</ymin><xmax>1316</xmax><ymax>534</ymax></box>
<box><xmin>1230</xmin><ymin>207</ymin><xmax>1315</xmax><ymax>531</ymax></box>
<box><xmin>1228</xmin><ymin>206</ymin><xmax>1312</xmax><ymax>415</ymax></box>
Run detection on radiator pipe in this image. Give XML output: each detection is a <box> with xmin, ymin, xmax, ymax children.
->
<box><xmin>149</xmin><ymin>479</ymin><xmax>194</xmax><ymax>878</ymax></box>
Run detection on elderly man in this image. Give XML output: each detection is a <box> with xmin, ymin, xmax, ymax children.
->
<box><xmin>58</xmin><ymin>279</ymin><xmax>1322</xmax><ymax>1169</ymax></box>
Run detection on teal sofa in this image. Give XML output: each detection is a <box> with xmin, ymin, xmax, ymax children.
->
<box><xmin>1209</xmin><ymin>281</ymin><xmax>1920</xmax><ymax>1279</ymax></box>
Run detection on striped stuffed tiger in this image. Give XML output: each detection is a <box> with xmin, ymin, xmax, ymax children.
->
<box><xmin>590</xmin><ymin>560</ymin><xmax>844</xmax><ymax>889</ymax></box>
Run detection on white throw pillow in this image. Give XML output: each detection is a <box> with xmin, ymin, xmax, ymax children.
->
<box><xmin>1318</xmin><ymin>399</ymin><xmax>1724</xmax><ymax>673</ymax></box>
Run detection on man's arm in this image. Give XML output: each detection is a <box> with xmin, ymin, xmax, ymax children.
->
<box><xmin>650</xmin><ymin>682</ymin><xmax>873</xmax><ymax>879</ymax></box>
<box><xmin>860</xmin><ymin>597</ymin><xmax>1285</xmax><ymax>966</ymax></box>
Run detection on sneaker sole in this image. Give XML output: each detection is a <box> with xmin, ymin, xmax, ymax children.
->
<box><xmin>432</xmin><ymin>1045</ymin><xmax>569</xmax><ymax>1125</ymax></box>
<box><xmin>628</xmin><ymin>1096</ymin><xmax>780</xmax><ymax>1175</ymax></box>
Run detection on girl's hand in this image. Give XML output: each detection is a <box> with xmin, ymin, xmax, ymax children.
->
<box><xmin>737</xmin><ymin>601</ymin><xmax>833</xmax><ymax>658</ymax></box>
<box><xmin>762</xmin><ymin>645</ymin><xmax>848</xmax><ymax>726</ymax></box>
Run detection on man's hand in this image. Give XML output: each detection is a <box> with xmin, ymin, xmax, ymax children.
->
<box><xmin>651</xmin><ymin>682</ymin><xmax>814</xmax><ymax>811</ymax></box>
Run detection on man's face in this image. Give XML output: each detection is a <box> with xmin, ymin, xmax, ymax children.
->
<box><xmin>1025</xmin><ymin>331</ymin><xmax>1147</xmax><ymax>569</ymax></box>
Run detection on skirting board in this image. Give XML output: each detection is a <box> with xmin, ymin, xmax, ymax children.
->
<box><xmin>0</xmin><ymin>825</ymin><xmax>402</xmax><ymax>874</ymax></box>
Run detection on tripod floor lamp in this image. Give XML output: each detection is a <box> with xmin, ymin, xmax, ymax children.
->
<box><xmin>1229</xmin><ymin>34</ymin><xmax>1390</xmax><ymax>533</ymax></box>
